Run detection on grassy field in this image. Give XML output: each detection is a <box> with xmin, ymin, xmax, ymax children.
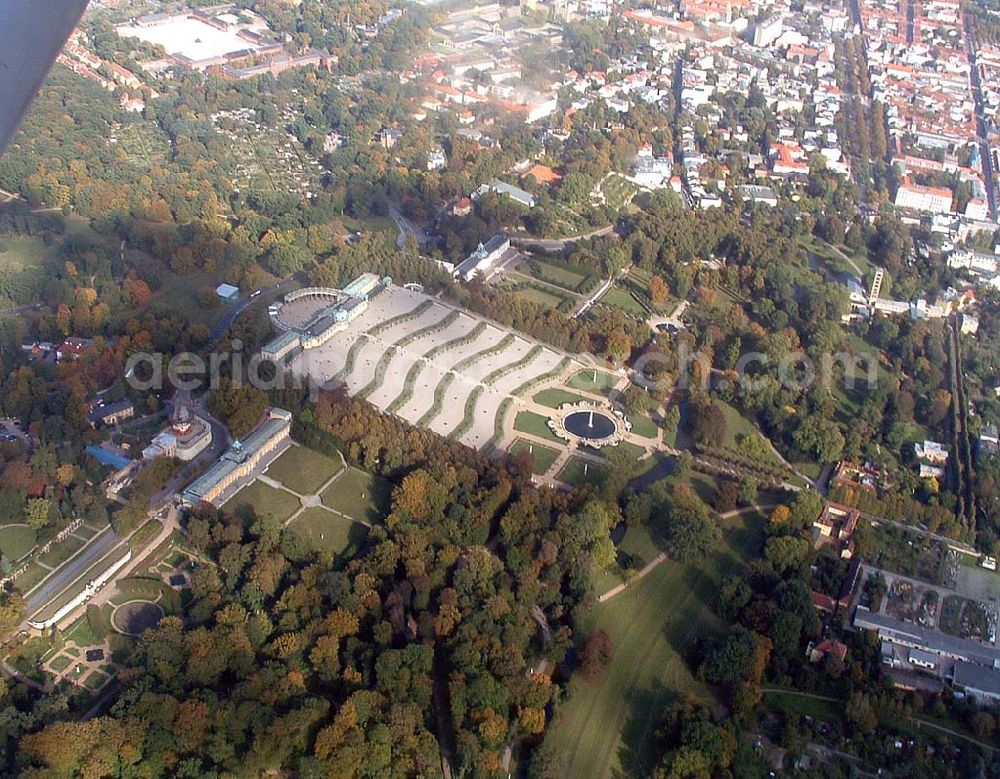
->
<box><xmin>14</xmin><ymin>562</ymin><xmax>49</xmax><ymax>595</ymax></box>
<box><xmin>833</xmin><ymin>339</ymin><xmax>885</xmax><ymax>431</ymax></box>
<box><xmin>764</xmin><ymin>689</ymin><xmax>843</xmax><ymax>723</ymax></box>
<box><xmin>520</xmin><ymin>258</ymin><xmax>590</xmax><ymax>292</ymax></box>
<box><xmin>127</xmin><ymin>521</ymin><xmax>162</xmax><ymax>555</ymax></box>
<box><xmin>557</xmin><ymin>457</ymin><xmax>607</xmax><ymax>488</ymax></box>
<box><xmin>615</xmin><ymin>441</ymin><xmax>648</xmax><ymax>469</ymax></box>
<box><xmin>37</xmin><ymin>535</ymin><xmax>85</xmax><ymax>568</ymax></box>
<box><xmin>566</xmin><ymin>369</ymin><xmax>618</xmax><ymax>397</ymax></box>
<box><xmin>0</xmin><ymin>525</ymin><xmax>36</xmax><ymax>561</ymax></box>
<box><xmin>288</xmin><ymin>507</ymin><xmax>368</xmax><ymax>557</ymax></box>
<box><xmin>510</xmin><ymin>439</ymin><xmax>561</xmax><ymax>475</ymax></box>
<box><xmin>226</xmin><ymin>481</ymin><xmax>300</xmax><ymax>523</ymax></box>
<box><xmin>533</xmin><ymin>388</ymin><xmax>587</xmax><ymax>409</ymax></box>
<box><xmin>600</xmin><ymin>174</ymin><xmax>641</xmax><ymax>211</ymax></box>
<box><xmin>266</xmin><ymin>445</ymin><xmax>344</xmax><ymax>495</ymax></box>
<box><xmin>798</xmin><ymin>235</ymin><xmax>875</xmax><ymax>282</ymax></box>
<box><xmin>0</xmin><ymin>235</ymin><xmax>51</xmax><ymax>272</ymax></box>
<box><xmin>321</xmin><ymin>467</ymin><xmax>391</xmax><ymax>525</ymax></box>
<box><xmin>600</xmin><ymin>285</ymin><xmax>647</xmax><ymax>317</ymax></box>
<box><xmin>144</xmin><ymin>270</ymin><xmax>229</xmax><ymax>328</ymax></box>
<box><xmin>628</xmin><ymin>414</ymin><xmax>659</xmax><ymax>440</ymax></box>
<box><xmin>513</xmin><ymin>282</ymin><xmax>573</xmax><ymax>309</ymax></box>
<box><xmin>545</xmin><ymin>512</ymin><xmax>765</xmax><ymax>778</ymax></box>
<box><xmin>716</xmin><ymin>401</ymin><xmax>788</xmax><ymax>469</ymax></box>
<box><xmin>514</xmin><ymin>411</ymin><xmax>564</xmax><ymax>444</ymax></box>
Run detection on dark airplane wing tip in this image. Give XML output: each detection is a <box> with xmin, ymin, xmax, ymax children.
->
<box><xmin>0</xmin><ymin>0</ymin><xmax>91</xmax><ymax>156</ymax></box>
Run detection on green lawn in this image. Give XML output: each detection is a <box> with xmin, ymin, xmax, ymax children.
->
<box><xmin>37</xmin><ymin>535</ymin><xmax>84</xmax><ymax>568</ymax></box>
<box><xmin>832</xmin><ymin>333</ymin><xmax>886</xmax><ymax>425</ymax></box>
<box><xmin>266</xmin><ymin>445</ymin><xmax>344</xmax><ymax>495</ymax></box>
<box><xmin>615</xmin><ymin>441</ymin><xmax>647</xmax><ymax>469</ymax></box>
<box><xmin>48</xmin><ymin>654</ymin><xmax>72</xmax><ymax>672</ymax></box>
<box><xmin>321</xmin><ymin>467</ymin><xmax>391</xmax><ymax>525</ymax></box>
<box><xmin>764</xmin><ymin>690</ymin><xmax>843</xmax><ymax>723</ymax></box>
<box><xmin>14</xmin><ymin>562</ymin><xmax>49</xmax><ymax>595</ymax></box>
<box><xmin>226</xmin><ymin>481</ymin><xmax>300</xmax><ymax>523</ymax></box>
<box><xmin>545</xmin><ymin>513</ymin><xmax>764</xmax><ymax>778</ymax></box>
<box><xmin>0</xmin><ymin>525</ymin><xmax>36</xmax><ymax>561</ymax></box>
<box><xmin>509</xmin><ymin>439</ymin><xmax>561</xmax><ymax>475</ymax></box>
<box><xmin>287</xmin><ymin>507</ymin><xmax>369</xmax><ymax>557</ymax></box>
<box><xmin>513</xmin><ymin>411</ymin><xmax>563</xmax><ymax>444</ymax></box>
<box><xmin>127</xmin><ymin>521</ymin><xmax>161</xmax><ymax>555</ymax></box>
<box><xmin>628</xmin><ymin>414</ymin><xmax>659</xmax><ymax>440</ymax></box>
<box><xmin>595</xmin><ymin>523</ymin><xmax>663</xmax><ymax>594</ymax></box>
<box><xmin>600</xmin><ymin>174</ymin><xmax>641</xmax><ymax>210</ymax></box>
<box><xmin>83</xmin><ymin>671</ymin><xmax>109</xmax><ymax>690</ymax></box>
<box><xmin>0</xmin><ymin>235</ymin><xmax>50</xmax><ymax>271</ymax></box>
<box><xmin>512</xmin><ymin>282</ymin><xmax>572</xmax><ymax>309</ymax></box>
<box><xmin>797</xmin><ymin>235</ymin><xmax>875</xmax><ymax>282</ymax></box>
<box><xmin>600</xmin><ymin>285</ymin><xmax>647</xmax><ymax>317</ymax></box>
<box><xmin>557</xmin><ymin>457</ymin><xmax>607</xmax><ymax>488</ymax></box>
<box><xmin>520</xmin><ymin>258</ymin><xmax>589</xmax><ymax>292</ymax></box>
<box><xmin>566</xmin><ymin>369</ymin><xmax>618</xmax><ymax>397</ymax></box>
<box><xmin>144</xmin><ymin>271</ymin><xmax>229</xmax><ymax>328</ymax></box>
<box><xmin>716</xmin><ymin>401</ymin><xmax>788</xmax><ymax>470</ymax></box>
<box><xmin>533</xmin><ymin>388</ymin><xmax>587</xmax><ymax>409</ymax></box>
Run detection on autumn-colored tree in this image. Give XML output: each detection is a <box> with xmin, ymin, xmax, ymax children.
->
<box><xmin>769</xmin><ymin>505</ymin><xmax>791</xmax><ymax>526</ymax></box>
<box><xmin>579</xmin><ymin>629</ymin><xmax>613</xmax><ymax>682</ymax></box>
<box><xmin>649</xmin><ymin>274</ymin><xmax>670</xmax><ymax>305</ymax></box>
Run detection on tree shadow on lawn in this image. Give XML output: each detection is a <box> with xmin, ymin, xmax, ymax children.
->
<box><xmin>614</xmin><ymin>681</ymin><xmax>680</xmax><ymax>778</ymax></box>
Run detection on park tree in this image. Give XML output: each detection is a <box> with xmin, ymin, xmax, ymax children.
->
<box><xmin>579</xmin><ymin>629</ymin><xmax>613</xmax><ymax>682</ymax></box>
<box><xmin>845</xmin><ymin>692</ymin><xmax>878</xmax><ymax>735</ymax></box>
<box><xmin>25</xmin><ymin>498</ymin><xmax>51</xmax><ymax>530</ymax></box>
<box><xmin>689</xmin><ymin>398</ymin><xmax>727</xmax><ymax>448</ymax></box>
<box><xmin>659</xmin><ymin>485</ymin><xmax>720</xmax><ymax>562</ymax></box>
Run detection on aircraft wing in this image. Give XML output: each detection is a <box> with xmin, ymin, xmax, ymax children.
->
<box><xmin>0</xmin><ymin>0</ymin><xmax>91</xmax><ymax>155</ymax></box>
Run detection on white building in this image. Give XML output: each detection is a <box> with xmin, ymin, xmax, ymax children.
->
<box><xmin>453</xmin><ymin>235</ymin><xmax>511</xmax><ymax>282</ymax></box>
<box><xmin>427</xmin><ymin>147</ymin><xmax>447</xmax><ymax>171</ymax></box>
<box><xmin>753</xmin><ymin>16</ymin><xmax>784</xmax><ymax>48</ymax></box>
<box><xmin>894</xmin><ymin>181</ymin><xmax>954</xmax><ymax>215</ymax></box>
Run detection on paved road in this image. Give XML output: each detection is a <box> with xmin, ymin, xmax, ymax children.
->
<box><xmin>510</xmin><ymin>223</ymin><xmax>617</xmax><ymax>252</ymax></box>
<box><xmin>0</xmin><ymin>303</ymin><xmax>43</xmax><ymax>319</ymax></box>
<box><xmin>25</xmin><ymin>527</ymin><xmax>121</xmax><ymax>614</ymax></box>
<box><xmin>387</xmin><ymin>200</ymin><xmax>433</xmax><ymax>248</ymax></box>
<box><xmin>763</xmin><ymin>688</ymin><xmax>997</xmax><ymax>756</ymax></box>
<box><xmin>968</xmin><ymin>23</ymin><xmax>999</xmax><ymax>219</ymax></box>
<box><xmin>208</xmin><ymin>274</ymin><xmax>302</xmax><ymax>344</ymax></box>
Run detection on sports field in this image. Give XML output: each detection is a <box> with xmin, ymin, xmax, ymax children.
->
<box><xmin>115</xmin><ymin>16</ymin><xmax>263</xmax><ymax>62</ymax></box>
<box><xmin>545</xmin><ymin>513</ymin><xmax>765</xmax><ymax>778</ymax></box>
